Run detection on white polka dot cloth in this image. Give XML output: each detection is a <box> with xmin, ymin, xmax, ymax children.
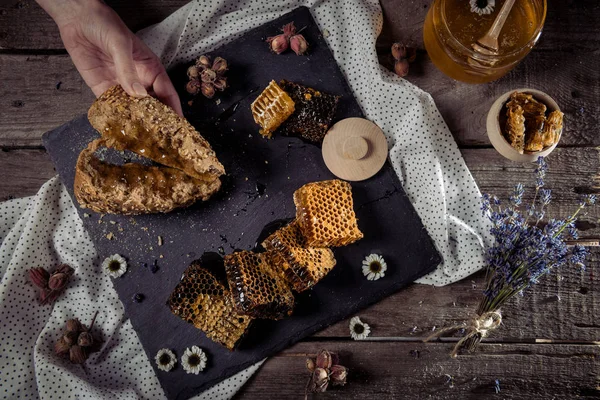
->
<box><xmin>0</xmin><ymin>1</ymin><xmax>491</xmax><ymax>399</ymax></box>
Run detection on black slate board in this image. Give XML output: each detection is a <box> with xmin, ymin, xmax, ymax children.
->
<box><xmin>42</xmin><ymin>7</ymin><xmax>441</xmax><ymax>399</ymax></box>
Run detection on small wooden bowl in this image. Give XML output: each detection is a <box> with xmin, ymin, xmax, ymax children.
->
<box><xmin>487</xmin><ymin>88</ymin><xmax>562</xmax><ymax>162</ymax></box>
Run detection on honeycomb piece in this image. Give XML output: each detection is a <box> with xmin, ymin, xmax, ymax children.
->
<box><xmin>224</xmin><ymin>251</ymin><xmax>295</xmax><ymax>320</ymax></box>
<box><xmin>251</xmin><ymin>80</ymin><xmax>295</xmax><ymax>138</ymax></box>
<box><xmin>524</xmin><ymin>115</ymin><xmax>545</xmax><ymax>152</ymax></box>
<box><xmin>541</xmin><ymin>110</ymin><xmax>564</xmax><ymax>148</ymax></box>
<box><xmin>504</xmin><ymin>103</ymin><xmax>525</xmax><ymax>154</ymax></box>
<box><xmin>293</xmin><ymin>180</ymin><xmax>364</xmax><ymax>247</ymax></box>
<box><xmin>263</xmin><ymin>221</ymin><xmax>337</xmax><ymax>292</ymax></box>
<box><xmin>167</xmin><ymin>261</ymin><xmax>252</xmax><ymax>350</ymax></box>
<box><xmin>279</xmin><ymin>80</ymin><xmax>340</xmax><ymax>143</ymax></box>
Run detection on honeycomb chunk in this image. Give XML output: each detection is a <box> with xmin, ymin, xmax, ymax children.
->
<box><xmin>224</xmin><ymin>251</ymin><xmax>294</xmax><ymax>320</ymax></box>
<box><xmin>293</xmin><ymin>180</ymin><xmax>364</xmax><ymax>247</ymax></box>
<box><xmin>263</xmin><ymin>221</ymin><xmax>337</xmax><ymax>292</ymax></box>
<box><xmin>279</xmin><ymin>80</ymin><xmax>340</xmax><ymax>143</ymax></box>
<box><xmin>251</xmin><ymin>80</ymin><xmax>295</xmax><ymax>138</ymax></box>
<box><xmin>167</xmin><ymin>261</ymin><xmax>252</xmax><ymax>350</ymax></box>
<box><xmin>504</xmin><ymin>103</ymin><xmax>525</xmax><ymax>154</ymax></box>
<box><xmin>541</xmin><ymin>110</ymin><xmax>564</xmax><ymax>148</ymax></box>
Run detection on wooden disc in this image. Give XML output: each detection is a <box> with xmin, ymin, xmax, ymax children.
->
<box><xmin>322</xmin><ymin>118</ymin><xmax>388</xmax><ymax>181</ymax></box>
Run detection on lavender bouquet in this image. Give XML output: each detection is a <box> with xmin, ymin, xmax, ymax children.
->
<box><xmin>428</xmin><ymin>157</ymin><xmax>596</xmax><ymax>356</ymax></box>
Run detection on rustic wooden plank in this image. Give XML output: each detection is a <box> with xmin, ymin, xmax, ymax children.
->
<box><xmin>2</xmin><ymin>147</ymin><xmax>599</xmax><ymax>342</ymax></box>
<box><xmin>1</xmin><ymin>50</ymin><xmax>599</xmax><ymax>147</ymax></box>
<box><xmin>0</xmin><ymin>0</ymin><xmax>188</xmax><ymax>50</ymax></box>
<box><xmin>0</xmin><ymin>149</ymin><xmax>55</xmax><ymax>201</ymax></box>
<box><xmin>236</xmin><ymin>341</ymin><xmax>600</xmax><ymax>399</ymax></box>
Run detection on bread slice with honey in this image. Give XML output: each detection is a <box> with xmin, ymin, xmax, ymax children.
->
<box><xmin>224</xmin><ymin>251</ymin><xmax>294</xmax><ymax>320</ymax></box>
<box><xmin>167</xmin><ymin>261</ymin><xmax>252</xmax><ymax>350</ymax></box>
<box><xmin>88</xmin><ymin>85</ymin><xmax>224</xmax><ymax>182</ymax></box>
<box><xmin>262</xmin><ymin>221</ymin><xmax>336</xmax><ymax>292</ymax></box>
<box><xmin>74</xmin><ymin>139</ymin><xmax>221</xmax><ymax>215</ymax></box>
<box><xmin>293</xmin><ymin>179</ymin><xmax>363</xmax><ymax>247</ymax></box>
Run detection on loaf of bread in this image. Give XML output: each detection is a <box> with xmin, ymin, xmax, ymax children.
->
<box><xmin>74</xmin><ymin>85</ymin><xmax>224</xmax><ymax>214</ymax></box>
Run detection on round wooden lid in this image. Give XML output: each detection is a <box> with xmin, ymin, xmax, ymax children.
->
<box><xmin>322</xmin><ymin>118</ymin><xmax>388</xmax><ymax>181</ymax></box>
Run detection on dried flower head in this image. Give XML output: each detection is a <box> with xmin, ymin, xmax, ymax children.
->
<box><xmin>391</xmin><ymin>43</ymin><xmax>416</xmax><ymax>77</ymax></box>
<box><xmin>155</xmin><ymin>348</ymin><xmax>177</xmax><ymax>372</ymax></box>
<box><xmin>266</xmin><ymin>21</ymin><xmax>298</xmax><ymax>54</ymax></box>
<box><xmin>28</xmin><ymin>267</ymin><xmax>50</xmax><ymax>289</ymax></box>
<box><xmin>186</xmin><ymin>55</ymin><xmax>228</xmax><ymax>99</ymax></box>
<box><xmin>29</xmin><ymin>264</ymin><xmax>74</xmax><ymax>305</ymax></box>
<box><xmin>102</xmin><ymin>254</ymin><xmax>127</xmax><ymax>278</ymax></box>
<box><xmin>290</xmin><ymin>34</ymin><xmax>309</xmax><ymax>55</ymax></box>
<box><xmin>362</xmin><ymin>254</ymin><xmax>387</xmax><ymax>281</ymax></box>
<box><xmin>55</xmin><ymin>311</ymin><xmax>101</xmax><ymax>364</ymax></box>
<box><xmin>182</xmin><ymin>346</ymin><xmax>207</xmax><ymax>375</ymax></box>
<box><xmin>305</xmin><ymin>350</ymin><xmax>348</xmax><ymax>396</ymax></box>
<box><xmin>349</xmin><ymin>316</ymin><xmax>371</xmax><ymax>340</ymax></box>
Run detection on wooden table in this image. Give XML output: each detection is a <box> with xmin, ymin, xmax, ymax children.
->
<box><xmin>1</xmin><ymin>1</ymin><xmax>599</xmax><ymax>398</ymax></box>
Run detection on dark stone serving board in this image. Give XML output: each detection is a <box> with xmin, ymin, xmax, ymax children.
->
<box><xmin>42</xmin><ymin>7</ymin><xmax>441</xmax><ymax>400</ymax></box>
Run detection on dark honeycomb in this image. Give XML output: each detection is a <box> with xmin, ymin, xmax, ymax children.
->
<box><xmin>224</xmin><ymin>251</ymin><xmax>295</xmax><ymax>320</ymax></box>
<box><xmin>167</xmin><ymin>261</ymin><xmax>252</xmax><ymax>350</ymax></box>
<box><xmin>294</xmin><ymin>179</ymin><xmax>364</xmax><ymax>247</ymax></box>
<box><xmin>279</xmin><ymin>80</ymin><xmax>340</xmax><ymax>143</ymax></box>
<box><xmin>263</xmin><ymin>221</ymin><xmax>337</xmax><ymax>292</ymax></box>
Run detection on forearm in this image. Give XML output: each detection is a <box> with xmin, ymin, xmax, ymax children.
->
<box><xmin>36</xmin><ymin>0</ymin><xmax>104</xmax><ymax>27</ymax></box>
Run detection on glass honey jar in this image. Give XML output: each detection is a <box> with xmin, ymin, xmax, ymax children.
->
<box><xmin>423</xmin><ymin>0</ymin><xmax>547</xmax><ymax>84</ymax></box>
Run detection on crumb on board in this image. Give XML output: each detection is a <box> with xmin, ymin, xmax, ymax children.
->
<box><xmin>158</xmin><ymin>236</ymin><xmax>163</xmax><ymax>246</ymax></box>
<box><xmin>83</xmin><ymin>213</ymin><xmax>90</xmax><ymax>218</ymax></box>
<box><xmin>109</xmin><ymin>221</ymin><xmax>116</xmax><ymax>225</ymax></box>
<box><xmin>106</xmin><ymin>232</ymin><xmax>115</xmax><ymax>240</ymax></box>
<box><xmin>159</xmin><ymin>254</ymin><xmax>164</xmax><ymax>259</ymax></box>
<box><xmin>142</xmin><ymin>227</ymin><xmax>148</xmax><ymax>232</ymax></box>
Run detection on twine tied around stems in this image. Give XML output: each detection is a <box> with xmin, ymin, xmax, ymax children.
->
<box><xmin>424</xmin><ymin>310</ymin><xmax>502</xmax><ymax>357</ymax></box>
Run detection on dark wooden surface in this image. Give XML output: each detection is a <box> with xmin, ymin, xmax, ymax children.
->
<box><xmin>0</xmin><ymin>0</ymin><xmax>598</xmax><ymax>398</ymax></box>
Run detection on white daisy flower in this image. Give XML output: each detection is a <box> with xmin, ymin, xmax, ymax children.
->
<box><xmin>155</xmin><ymin>348</ymin><xmax>176</xmax><ymax>372</ymax></box>
<box><xmin>470</xmin><ymin>0</ymin><xmax>495</xmax><ymax>16</ymax></box>
<box><xmin>362</xmin><ymin>254</ymin><xmax>387</xmax><ymax>281</ymax></box>
<box><xmin>181</xmin><ymin>346</ymin><xmax>207</xmax><ymax>375</ymax></box>
<box><xmin>349</xmin><ymin>316</ymin><xmax>371</xmax><ymax>340</ymax></box>
<box><xmin>102</xmin><ymin>254</ymin><xmax>127</xmax><ymax>278</ymax></box>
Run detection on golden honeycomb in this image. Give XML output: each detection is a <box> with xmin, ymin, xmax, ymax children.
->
<box><xmin>263</xmin><ymin>221</ymin><xmax>337</xmax><ymax>292</ymax></box>
<box><xmin>293</xmin><ymin>179</ymin><xmax>364</xmax><ymax>247</ymax></box>
<box><xmin>224</xmin><ymin>251</ymin><xmax>294</xmax><ymax>320</ymax></box>
<box><xmin>251</xmin><ymin>80</ymin><xmax>295</xmax><ymax>138</ymax></box>
<box><xmin>167</xmin><ymin>261</ymin><xmax>252</xmax><ymax>350</ymax></box>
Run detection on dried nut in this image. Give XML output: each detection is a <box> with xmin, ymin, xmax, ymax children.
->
<box><xmin>394</xmin><ymin>59</ymin><xmax>410</xmax><ymax>77</ymax></box>
<box><xmin>213</xmin><ymin>78</ymin><xmax>227</xmax><ymax>91</ymax></box>
<box><xmin>267</xmin><ymin>34</ymin><xmax>289</xmax><ymax>54</ymax></box>
<box><xmin>330</xmin><ymin>364</ymin><xmax>348</xmax><ymax>386</ymax></box>
<box><xmin>200</xmin><ymin>69</ymin><xmax>217</xmax><ymax>83</ymax></box>
<box><xmin>29</xmin><ymin>268</ymin><xmax>49</xmax><ymax>289</ymax></box>
<box><xmin>70</xmin><ymin>345</ymin><xmax>87</xmax><ymax>364</ymax></box>
<box><xmin>290</xmin><ymin>34</ymin><xmax>308</xmax><ymax>55</ymax></box>
<box><xmin>78</xmin><ymin>331</ymin><xmax>94</xmax><ymax>347</ymax></box>
<box><xmin>315</xmin><ymin>349</ymin><xmax>332</xmax><ymax>369</ymax></box>
<box><xmin>186</xmin><ymin>80</ymin><xmax>201</xmax><ymax>95</ymax></box>
<box><xmin>312</xmin><ymin>368</ymin><xmax>330</xmax><ymax>393</ymax></box>
<box><xmin>54</xmin><ymin>337</ymin><xmax>70</xmax><ymax>357</ymax></box>
<box><xmin>48</xmin><ymin>272</ymin><xmax>69</xmax><ymax>291</ymax></box>
<box><xmin>391</xmin><ymin>43</ymin><xmax>407</xmax><ymax>61</ymax></box>
<box><xmin>212</xmin><ymin>57</ymin><xmax>228</xmax><ymax>74</ymax></box>
<box><xmin>187</xmin><ymin>65</ymin><xmax>200</xmax><ymax>79</ymax></box>
<box><xmin>54</xmin><ymin>264</ymin><xmax>74</xmax><ymax>276</ymax></box>
<box><xmin>66</xmin><ymin>319</ymin><xmax>82</xmax><ymax>333</ymax></box>
<box><xmin>306</xmin><ymin>358</ymin><xmax>316</xmax><ymax>372</ymax></box>
<box><xmin>196</xmin><ymin>55</ymin><xmax>211</xmax><ymax>69</ymax></box>
<box><xmin>63</xmin><ymin>330</ymin><xmax>78</xmax><ymax>346</ymax></box>
<box><xmin>201</xmin><ymin>82</ymin><xmax>216</xmax><ymax>99</ymax></box>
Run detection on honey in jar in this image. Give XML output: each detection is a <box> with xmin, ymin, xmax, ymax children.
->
<box><xmin>424</xmin><ymin>0</ymin><xmax>547</xmax><ymax>83</ymax></box>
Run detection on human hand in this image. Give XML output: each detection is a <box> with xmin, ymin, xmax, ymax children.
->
<box><xmin>37</xmin><ymin>0</ymin><xmax>183</xmax><ymax>116</ymax></box>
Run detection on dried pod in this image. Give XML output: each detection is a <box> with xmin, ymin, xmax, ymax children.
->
<box><xmin>54</xmin><ymin>337</ymin><xmax>70</xmax><ymax>357</ymax></box>
<box><xmin>63</xmin><ymin>330</ymin><xmax>78</xmax><ymax>346</ymax></box>
<box><xmin>282</xmin><ymin>22</ymin><xmax>297</xmax><ymax>37</ymax></box>
<box><xmin>330</xmin><ymin>364</ymin><xmax>348</xmax><ymax>386</ymax></box>
<box><xmin>66</xmin><ymin>319</ymin><xmax>82</xmax><ymax>333</ymax></box>
<box><xmin>201</xmin><ymin>68</ymin><xmax>217</xmax><ymax>83</ymax></box>
<box><xmin>212</xmin><ymin>57</ymin><xmax>228</xmax><ymax>75</ymax></box>
<box><xmin>394</xmin><ymin>59</ymin><xmax>410</xmax><ymax>77</ymax></box>
<box><xmin>78</xmin><ymin>331</ymin><xmax>94</xmax><ymax>347</ymax></box>
<box><xmin>187</xmin><ymin>65</ymin><xmax>200</xmax><ymax>79</ymax></box>
<box><xmin>48</xmin><ymin>272</ymin><xmax>69</xmax><ymax>291</ymax></box>
<box><xmin>311</xmin><ymin>368</ymin><xmax>330</xmax><ymax>393</ymax></box>
<box><xmin>69</xmin><ymin>345</ymin><xmax>87</xmax><ymax>364</ymax></box>
<box><xmin>28</xmin><ymin>268</ymin><xmax>49</xmax><ymax>289</ymax></box>
<box><xmin>186</xmin><ymin>80</ymin><xmax>202</xmax><ymax>95</ymax></box>
<box><xmin>201</xmin><ymin>82</ymin><xmax>216</xmax><ymax>99</ymax></box>
<box><xmin>54</xmin><ymin>264</ymin><xmax>74</xmax><ymax>277</ymax></box>
<box><xmin>213</xmin><ymin>78</ymin><xmax>227</xmax><ymax>91</ymax></box>
<box><xmin>290</xmin><ymin>34</ymin><xmax>308</xmax><ymax>55</ymax></box>
<box><xmin>306</xmin><ymin>357</ymin><xmax>316</xmax><ymax>372</ymax></box>
<box><xmin>315</xmin><ymin>349</ymin><xmax>332</xmax><ymax>369</ymax></box>
<box><xmin>267</xmin><ymin>34</ymin><xmax>289</xmax><ymax>54</ymax></box>
<box><xmin>391</xmin><ymin>43</ymin><xmax>407</xmax><ymax>61</ymax></box>
<box><xmin>196</xmin><ymin>55</ymin><xmax>211</xmax><ymax>69</ymax></box>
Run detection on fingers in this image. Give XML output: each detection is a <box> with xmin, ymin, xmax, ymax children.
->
<box><xmin>110</xmin><ymin>37</ymin><xmax>147</xmax><ymax>98</ymax></box>
<box><xmin>153</xmin><ymin>69</ymin><xmax>183</xmax><ymax>116</ymax></box>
